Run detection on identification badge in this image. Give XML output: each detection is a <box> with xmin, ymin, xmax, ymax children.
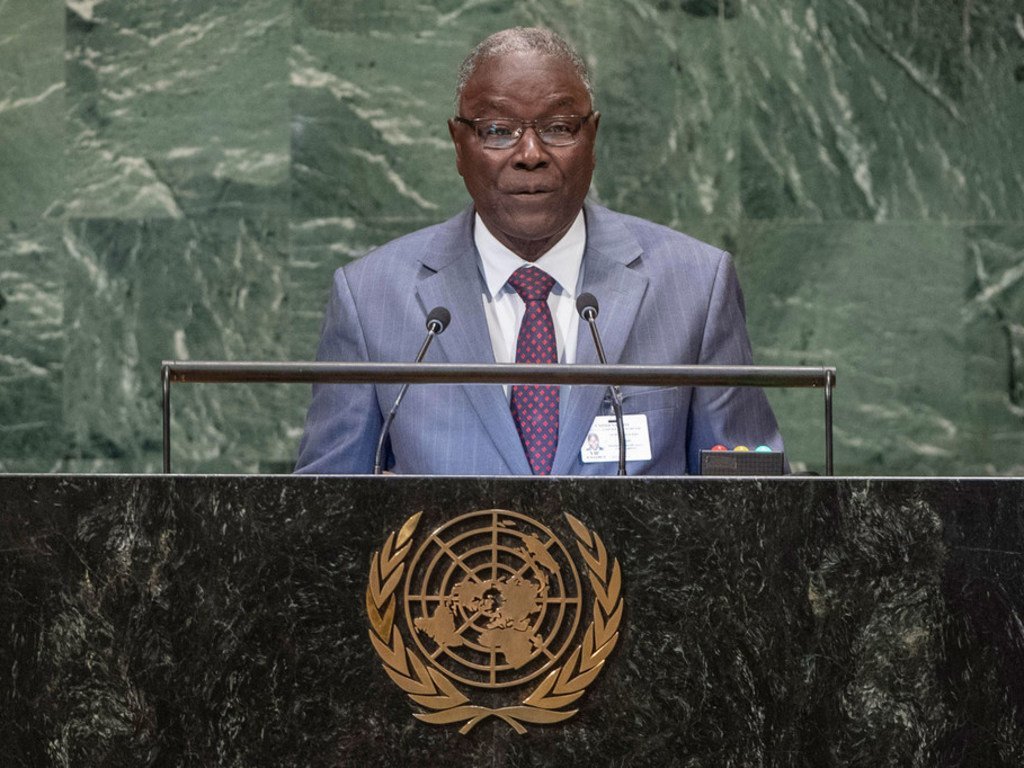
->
<box><xmin>580</xmin><ymin>414</ymin><xmax>653</xmax><ymax>463</ymax></box>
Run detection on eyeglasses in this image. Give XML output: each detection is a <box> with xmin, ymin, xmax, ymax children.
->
<box><xmin>453</xmin><ymin>111</ymin><xmax>595</xmax><ymax>150</ymax></box>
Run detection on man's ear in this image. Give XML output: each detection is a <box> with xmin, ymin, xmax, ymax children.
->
<box><xmin>448</xmin><ymin>119</ymin><xmax>465</xmax><ymax>177</ymax></box>
<box><xmin>589</xmin><ymin>111</ymin><xmax>601</xmax><ymax>168</ymax></box>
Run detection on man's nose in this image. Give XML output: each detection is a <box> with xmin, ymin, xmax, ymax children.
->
<box><xmin>511</xmin><ymin>127</ymin><xmax>550</xmax><ymax>169</ymax></box>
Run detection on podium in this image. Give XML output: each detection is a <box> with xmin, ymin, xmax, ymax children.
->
<box><xmin>2</xmin><ymin>475</ymin><xmax>1022</xmax><ymax>766</ymax></box>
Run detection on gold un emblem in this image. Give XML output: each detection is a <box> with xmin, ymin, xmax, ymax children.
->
<box><xmin>365</xmin><ymin>509</ymin><xmax>624</xmax><ymax>734</ymax></box>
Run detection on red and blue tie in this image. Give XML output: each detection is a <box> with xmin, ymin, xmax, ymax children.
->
<box><xmin>508</xmin><ymin>266</ymin><xmax>559</xmax><ymax>475</ymax></box>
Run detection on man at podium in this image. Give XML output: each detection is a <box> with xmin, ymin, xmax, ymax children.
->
<box><xmin>295</xmin><ymin>27</ymin><xmax>783</xmax><ymax>475</ymax></box>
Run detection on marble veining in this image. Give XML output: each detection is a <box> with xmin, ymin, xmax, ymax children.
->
<box><xmin>1</xmin><ymin>475</ymin><xmax>1022</xmax><ymax>765</ymax></box>
<box><xmin>0</xmin><ymin>1</ymin><xmax>1022</xmax><ymax>474</ymax></box>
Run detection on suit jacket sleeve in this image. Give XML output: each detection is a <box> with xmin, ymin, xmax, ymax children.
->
<box><xmin>294</xmin><ymin>267</ymin><xmax>382</xmax><ymax>474</ymax></box>
<box><xmin>684</xmin><ymin>251</ymin><xmax>784</xmax><ymax>473</ymax></box>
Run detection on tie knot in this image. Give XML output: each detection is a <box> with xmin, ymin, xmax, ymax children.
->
<box><xmin>508</xmin><ymin>266</ymin><xmax>556</xmax><ymax>303</ymax></box>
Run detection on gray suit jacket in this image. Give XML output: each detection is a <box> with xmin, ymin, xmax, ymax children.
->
<box><xmin>294</xmin><ymin>202</ymin><xmax>783</xmax><ymax>475</ymax></box>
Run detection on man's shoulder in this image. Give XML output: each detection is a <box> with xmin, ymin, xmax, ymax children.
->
<box><xmin>342</xmin><ymin>208</ymin><xmax>473</xmax><ymax>280</ymax></box>
<box><xmin>585</xmin><ymin>203</ymin><xmax>730</xmax><ymax>274</ymax></box>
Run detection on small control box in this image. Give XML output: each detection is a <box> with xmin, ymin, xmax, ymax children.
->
<box><xmin>700</xmin><ymin>449</ymin><xmax>785</xmax><ymax>476</ymax></box>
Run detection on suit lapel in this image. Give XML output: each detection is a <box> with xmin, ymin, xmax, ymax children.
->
<box><xmin>552</xmin><ymin>204</ymin><xmax>649</xmax><ymax>475</ymax></box>
<box><xmin>415</xmin><ymin>209</ymin><xmax>532</xmax><ymax>474</ymax></box>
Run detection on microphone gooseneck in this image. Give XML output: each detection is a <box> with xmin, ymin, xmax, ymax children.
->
<box><xmin>576</xmin><ymin>293</ymin><xmax>627</xmax><ymax>476</ymax></box>
<box><xmin>373</xmin><ymin>306</ymin><xmax>451</xmax><ymax>475</ymax></box>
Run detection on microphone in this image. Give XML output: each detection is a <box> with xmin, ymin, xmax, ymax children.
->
<box><xmin>576</xmin><ymin>293</ymin><xmax>626</xmax><ymax>476</ymax></box>
<box><xmin>373</xmin><ymin>306</ymin><xmax>451</xmax><ymax>475</ymax></box>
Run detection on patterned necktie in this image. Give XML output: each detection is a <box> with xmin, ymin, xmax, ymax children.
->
<box><xmin>507</xmin><ymin>266</ymin><xmax>559</xmax><ymax>475</ymax></box>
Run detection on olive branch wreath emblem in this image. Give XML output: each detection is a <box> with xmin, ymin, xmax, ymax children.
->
<box><xmin>365</xmin><ymin>511</ymin><xmax>623</xmax><ymax>735</ymax></box>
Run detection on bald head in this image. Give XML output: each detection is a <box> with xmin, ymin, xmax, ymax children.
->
<box><xmin>455</xmin><ymin>27</ymin><xmax>592</xmax><ymax>108</ymax></box>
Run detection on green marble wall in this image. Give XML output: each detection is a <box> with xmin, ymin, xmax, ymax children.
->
<box><xmin>1</xmin><ymin>1</ymin><xmax>1022</xmax><ymax>475</ymax></box>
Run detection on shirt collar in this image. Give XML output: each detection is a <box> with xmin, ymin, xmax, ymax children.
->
<box><xmin>475</xmin><ymin>210</ymin><xmax>587</xmax><ymax>299</ymax></box>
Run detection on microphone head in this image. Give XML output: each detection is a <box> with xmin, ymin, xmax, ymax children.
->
<box><xmin>576</xmin><ymin>292</ymin><xmax>599</xmax><ymax>319</ymax></box>
<box><xmin>425</xmin><ymin>306</ymin><xmax>451</xmax><ymax>333</ymax></box>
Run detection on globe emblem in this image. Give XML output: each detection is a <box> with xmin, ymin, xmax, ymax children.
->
<box><xmin>404</xmin><ymin>510</ymin><xmax>583</xmax><ymax>688</ymax></box>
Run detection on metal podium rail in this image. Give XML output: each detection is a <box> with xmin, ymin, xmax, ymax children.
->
<box><xmin>160</xmin><ymin>361</ymin><xmax>837</xmax><ymax>474</ymax></box>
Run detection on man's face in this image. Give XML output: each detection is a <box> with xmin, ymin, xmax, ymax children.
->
<box><xmin>448</xmin><ymin>51</ymin><xmax>599</xmax><ymax>261</ymax></box>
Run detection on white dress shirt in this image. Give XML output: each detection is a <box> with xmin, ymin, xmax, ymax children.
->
<box><xmin>474</xmin><ymin>211</ymin><xmax>586</xmax><ymax>396</ymax></box>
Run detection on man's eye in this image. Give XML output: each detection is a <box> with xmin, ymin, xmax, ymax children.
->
<box><xmin>540</xmin><ymin>121</ymin><xmax>574</xmax><ymax>135</ymax></box>
<box><xmin>482</xmin><ymin>122</ymin><xmax>515</xmax><ymax>137</ymax></box>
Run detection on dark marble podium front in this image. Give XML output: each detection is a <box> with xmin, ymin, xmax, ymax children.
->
<box><xmin>1</xmin><ymin>476</ymin><xmax>1022</xmax><ymax>767</ymax></box>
